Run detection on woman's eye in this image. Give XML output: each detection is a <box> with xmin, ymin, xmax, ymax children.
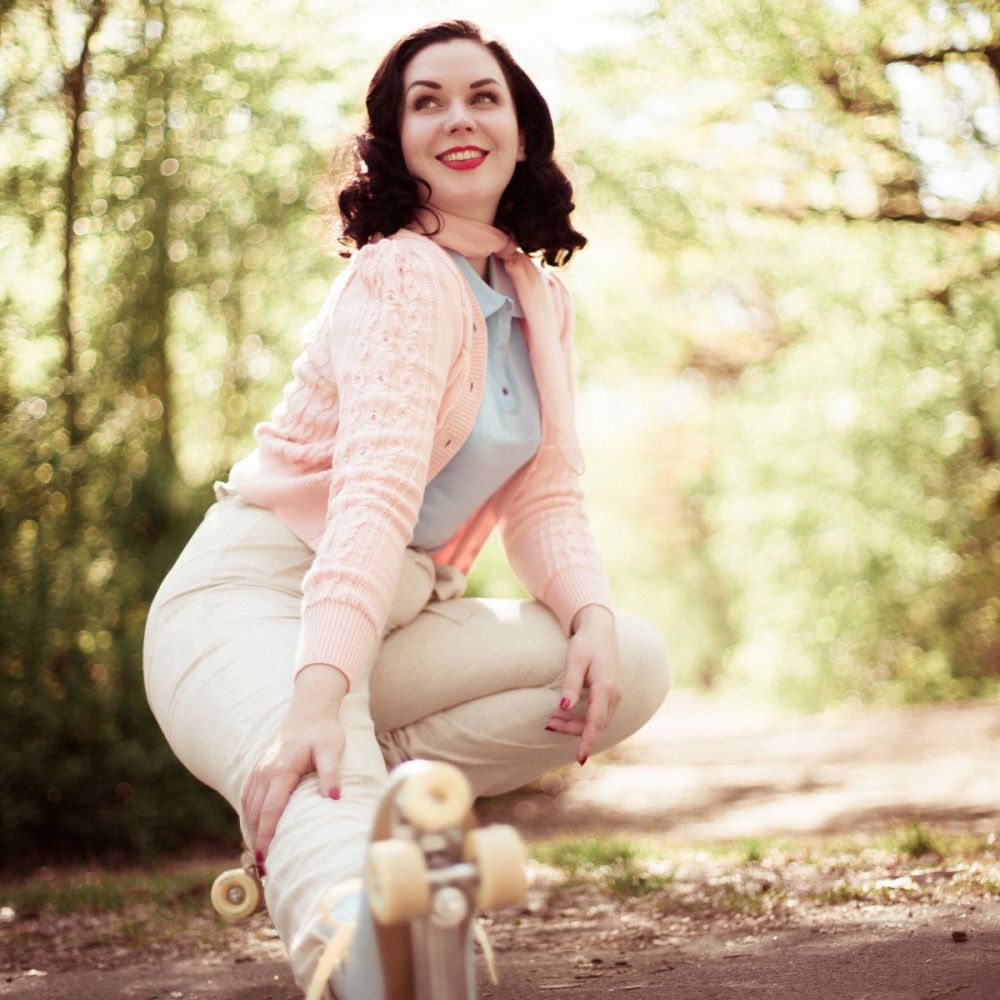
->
<box><xmin>413</xmin><ymin>95</ymin><xmax>438</xmax><ymax>110</ymax></box>
<box><xmin>472</xmin><ymin>91</ymin><xmax>499</xmax><ymax>104</ymax></box>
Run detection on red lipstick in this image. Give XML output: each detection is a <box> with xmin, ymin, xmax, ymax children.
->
<box><xmin>437</xmin><ymin>146</ymin><xmax>488</xmax><ymax>170</ymax></box>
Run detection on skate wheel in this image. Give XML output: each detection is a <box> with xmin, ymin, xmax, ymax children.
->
<box><xmin>211</xmin><ymin>868</ymin><xmax>263</xmax><ymax>922</ymax></box>
<box><xmin>464</xmin><ymin>825</ymin><xmax>528</xmax><ymax>910</ymax></box>
<box><xmin>397</xmin><ymin>762</ymin><xmax>472</xmax><ymax>832</ymax></box>
<box><xmin>367</xmin><ymin>839</ymin><xmax>431</xmax><ymax>925</ymax></box>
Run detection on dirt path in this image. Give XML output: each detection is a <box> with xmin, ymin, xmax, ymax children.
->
<box><xmin>3</xmin><ymin>691</ymin><xmax>999</xmax><ymax>999</ymax></box>
<box><xmin>478</xmin><ymin>690</ymin><xmax>1000</xmax><ymax>840</ymax></box>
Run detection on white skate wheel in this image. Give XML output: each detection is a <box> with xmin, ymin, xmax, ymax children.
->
<box><xmin>464</xmin><ymin>824</ymin><xmax>528</xmax><ymax>910</ymax></box>
<box><xmin>397</xmin><ymin>762</ymin><xmax>472</xmax><ymax>832</ymax></box>
<box><xmin>367</xmin><ymin>839</ymin><xmax>431</xmax><ymax>925</ymax></box>
<box><xmin>211</xmin><ymin>868</ymin><xmax>263</xmax><ymax>922</ymax></box>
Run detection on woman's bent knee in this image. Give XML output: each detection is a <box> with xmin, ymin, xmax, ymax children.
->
<box><xmin>612</xmin><ymin>612</ymin><xmax>670</xmax><ymax>736</ymax></box>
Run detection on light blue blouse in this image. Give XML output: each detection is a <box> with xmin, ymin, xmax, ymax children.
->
<box><xmin>411</xmin><ymin>251</ymin><xmax>542</xmax><ymax>552</ymax></box>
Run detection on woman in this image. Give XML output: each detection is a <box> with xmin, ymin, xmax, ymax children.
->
<box><xmin>144</xmin><ymin>19</ymin><xmax>669</xmax><ymax>1000</ymax></box>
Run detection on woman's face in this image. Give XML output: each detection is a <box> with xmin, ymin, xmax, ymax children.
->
<box><xmin>400</xmin><ymin>39</ymin><xmax>524</xmax><ymax>225</ymax></box>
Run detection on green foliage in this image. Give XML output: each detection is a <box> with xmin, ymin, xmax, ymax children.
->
<box><xmin>0</xmin><ymin>0</ymin><xmax>352</xmax><ymax>862</ymax></box>
<box><xmin>565</xmin><ymin>0</ymin><xmax>1000</xmax><ymax>705</ymax></box>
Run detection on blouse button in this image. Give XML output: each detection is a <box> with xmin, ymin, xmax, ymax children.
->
<box><xmin>502</xmin><ymin>386</ymin><xmax>510</xmax><ymax>396</ymax></box>
<box><xmin>469</xmin><ymin>381</ymin><xmax>474</xmax><ymax>392</ymax></box>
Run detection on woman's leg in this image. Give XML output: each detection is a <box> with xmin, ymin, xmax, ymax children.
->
<box><xmin>143</xmin><ymin>495</ymin><xmax>438</xmax><ymax>994</ymax></box>
<box><xmin>371</xmin><ymin>591</ymin><xmax>670</xmax><ymax>797</ymax></box>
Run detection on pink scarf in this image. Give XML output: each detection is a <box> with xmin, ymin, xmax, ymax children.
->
<box><xmin>410</xmin><ymin>206</ymin><xmax>584</xmax><ymax>474</ymax></box>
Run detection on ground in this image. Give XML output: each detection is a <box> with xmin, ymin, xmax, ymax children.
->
<box><xmin>2</xmin><ymin>691</ymin><xmax>999</xmax><ymax>999</ymax></box>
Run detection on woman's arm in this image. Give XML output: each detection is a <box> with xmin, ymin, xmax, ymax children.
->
<box><xmin>244</xmin><ymin>238</ymin><xmax>463</xmax><ymax>862</ymax></box>
<box><xmin>499</xmin><ymin>272</ymin><xmax>620</xmax><ymax>763</ymax></box>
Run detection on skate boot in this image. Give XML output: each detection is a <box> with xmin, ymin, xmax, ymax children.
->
<box><xmin>308</xmin><ymin>759</ymin><xmax>528</xmax><ymax>1000</ymax></box>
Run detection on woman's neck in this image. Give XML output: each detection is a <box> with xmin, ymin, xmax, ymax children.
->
<box><xmin>466</xmin><ymin>255</ymin><xmax>488</xmax><ymax>280</ymax></box>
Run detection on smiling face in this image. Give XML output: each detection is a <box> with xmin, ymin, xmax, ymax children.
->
<box><xmin>400</xmin><ymin>39</ymin><xmax>525</xmax><ymax>225</ymax></box>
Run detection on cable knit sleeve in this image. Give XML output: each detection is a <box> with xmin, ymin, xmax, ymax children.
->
<box><xmin>498</xmin><ymin>270</ymin><xmax>614</xmax><ymax>633</ymax></box>
<box><xmin>294</xmin><ymin>238</ymin><xmax>462</xmax><ymax>684</ymax></box>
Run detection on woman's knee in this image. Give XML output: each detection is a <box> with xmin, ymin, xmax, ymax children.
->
<box><xmin>613</xmin><ymin>611</ymin><xmax>670</xmax><ymax>731</ymax></box>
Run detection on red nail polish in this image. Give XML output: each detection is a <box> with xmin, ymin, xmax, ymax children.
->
<box><xmin>560</xmin><ymin>698</ymin><xmax>571</xmax><ymax>711</ymax></box>
<box><xmin>330</xmin><ymin>787</ymin><xmax>341</xmax><ymax>800</ymax></box>
<box><xmin>258</xmin><ymin>862</ymin><xmax>267</xmax><ymax>877</ymax></box>
<box><xmin>578</xmin><ymin>755</ymin><xmax>588</xmax><ymax>767</ymax></box>
<box><xmin>544</xmin><ymin>726</ymin><xmax>557</xmax><ymax>732</ymax></box>
<box><xmin>255</xmin><ymin>850</ymin><xmax>264</xmax><ymax>865</ymax></box>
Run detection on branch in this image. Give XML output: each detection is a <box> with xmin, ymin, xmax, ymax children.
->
<box><xmin>878</xmin><ymin>42</ymin><xmax>1000</xmax><ymax>80</ymax></box>
<box><xmin>818</xmin><ymin>67</ymin><xmax>897</xmax><ymax>117</ymax></box>
<box><xmin>59</xmin><ymin>0</ymin><xmax>107</xmax><ymax>521</ymax></box>
<box><xmin>747</xmin><ymin>196</ymin><xmax>1000</xmax><ymax>227</ymax></box>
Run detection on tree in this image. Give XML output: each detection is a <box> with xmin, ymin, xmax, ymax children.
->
<box><xmin>562</xmin><ymin>0</ymin><xmax>1000</xmax><ymax>704</ymax></box>
<box><xmin>0</xmin><ymin>0</ymin><xmax>354</xmax><ymax>859</ymax></box>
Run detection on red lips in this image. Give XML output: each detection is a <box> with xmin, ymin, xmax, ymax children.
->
<box><xmin>437</xmin><ymin>145</ymin><xmax>488</xmax><ymax>170</ymax></box>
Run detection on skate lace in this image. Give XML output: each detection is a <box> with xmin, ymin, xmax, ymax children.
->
<box><xmin>305</xmin><ymin>877</ymin><xmax>364</xmax><ymax>1000</ymax></box>
<box><xmin>473</xmin><ymin>917</ymin><xmax>500</xmax><ymax>986</ymax></box>
<box><xmin>304</xmin><ymin>884</ymin><xmax>501</xmax><ymax>999</ymax></box>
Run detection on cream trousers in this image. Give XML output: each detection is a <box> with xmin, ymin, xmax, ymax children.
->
<box><xmin>143</xmin><ymin>494</ymin><xmax>669</xmax><ymax>992</ymax></box>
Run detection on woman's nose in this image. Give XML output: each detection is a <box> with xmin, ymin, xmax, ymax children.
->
<box><xmin>444</xmin><ymin>101</ymin><xmax>474</xmax><ymax>133</ymax></box>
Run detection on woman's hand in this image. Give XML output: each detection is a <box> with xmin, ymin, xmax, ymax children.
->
<box><xmin>545</xmin><ymin>605</ymin><xmax>621</xmax><ymax>765</ymax></box>
<box><xmin>241</xmin><ymin>665</ymin><xmax>349</xmax><ymax>870</ymax></box>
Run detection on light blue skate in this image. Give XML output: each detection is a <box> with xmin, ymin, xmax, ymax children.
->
<box><xmin>308</xmin><ymin>760</ymin><xmax>527</xmax><ymax>1000</ymax></box>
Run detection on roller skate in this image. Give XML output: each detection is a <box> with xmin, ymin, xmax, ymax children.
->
<box><xmin>210</xmin><ymin>845</ymin><xmax>266</xmax><ymax>922</ymax></box>
<box><xmin>310</xmin><ymin>759</ymin><xmax>528</xmax><ymax>1000</ymax></box>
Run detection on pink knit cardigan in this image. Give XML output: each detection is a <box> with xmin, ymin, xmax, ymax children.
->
<box><xmin>226</xmin><ymin>228</ymin><xmax>613</xmax><ymax>685</ymax></box>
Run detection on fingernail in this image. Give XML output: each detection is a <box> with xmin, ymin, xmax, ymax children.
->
<box><xmin>258</xmin><ymin>862</ymin><xmax>267</xmax><ymax>877</ymax></box>
<box><xmin>255</xmin><ymin>850</ymin><xmax>264</xmax><ymax>865</ymax></box>
<box><xmin>544</xmin><ymin>726</ymin><xmax>557</xmax><ymax>733</ymax></box>
<box><xmin>330</xmin><ymin>787</ymin><xmax>341</xmax><ymax>800</ymax></box>
<box><xmin>560</xmin><ymin>698</ymin><xmax>571</xmax><ymax>711</ymax></box>
<box><xmin>578</xmin><ymin>755</ymin><xmax>588</xmax><ymax>767</ymax></box>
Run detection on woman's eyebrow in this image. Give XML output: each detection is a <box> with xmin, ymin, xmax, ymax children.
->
<box><xmin>406</xmin><ymin>77</ymin><xmax>500</xmax><ymax>92</ymax></box>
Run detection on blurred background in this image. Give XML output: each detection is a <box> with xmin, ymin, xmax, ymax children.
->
<box><xmin>2</xmin><ymin>0</ymin><xmax>999</xmax><ymax>862</ymax></box>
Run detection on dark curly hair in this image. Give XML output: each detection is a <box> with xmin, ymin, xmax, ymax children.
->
<box><xmin>336</xmin><ymin>20</ymin><xmax>586</xmax><ymax>266</ymax></box>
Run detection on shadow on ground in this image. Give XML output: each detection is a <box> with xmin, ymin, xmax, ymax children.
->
<box><xmin>479</xmin><ymin>691</ymin><xmax>1000</xmax><ymax>842</ymax></box>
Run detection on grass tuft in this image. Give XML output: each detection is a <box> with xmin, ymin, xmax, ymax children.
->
<box><xmin>897</xmin><ymin>822</ymin><xmax>941</xmax><ymax>859</ymax></box>
<box><xmin>533</xmin><ymin>837</ymin><xmax>673</xmax><ymax>897</ymax></box>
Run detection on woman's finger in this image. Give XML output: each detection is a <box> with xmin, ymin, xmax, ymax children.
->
<box><xmin>544</xmin><ymin>715</ymin><xmax>585</xmax><ymax>736</ymax></box>
<box><xmin>559</xmin><ymin>645</ymin><xmax>591</xmax><ymax>712</ymax></box>
<box><xmin>314</xmin><ymin>729</ymin><xmax>345</xmax><ymax>801</ymax></box>
<box><xmin>576</xmin><ymin>683</ymin><xmax>612</xmax><ymax>764</ymax></box>
<box><xmin>255</xmin><ymin>770</ymin><xmax>299</xmax><ymax>861</ymax></box>
<box><xmin>243</xmin><ymin>772</ymin><xmax>267</xmax><ymax>857</ymax></box>
<box><xmin>240</xmin><ymin>769</ymin><xmax>258</xmax><ymax>827</ymax></box>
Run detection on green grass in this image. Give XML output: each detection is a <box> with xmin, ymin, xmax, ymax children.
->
<box><xmin>528</xmin><ymin>824</ymin><xmax>1000</xmax><ymax>914</ymax></box>
<box><xmin>533</xmin><ymin>836</ymin><xmax>674</xmax><ymax>897</ymax></box>
<box><xmin>896</xmin><ymin>822</ymin><xmax>942</xmax><ymax>859</ymax></box>
<box><xmin>0</xmin><ymin>870</ymin><xmax>216</xmax><ymax>917</ymax></box>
